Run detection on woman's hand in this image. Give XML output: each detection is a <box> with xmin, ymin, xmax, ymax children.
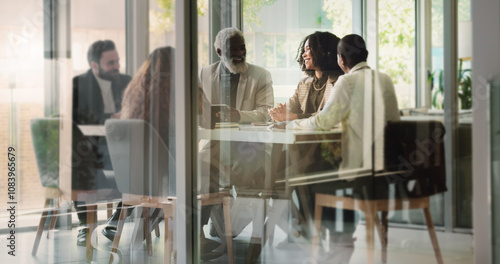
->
<box><xmin>268</xmin><ymin>103</ymin><xmax>297</xmax><ymax>122</ymax></box>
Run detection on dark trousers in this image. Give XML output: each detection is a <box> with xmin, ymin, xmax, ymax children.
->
<box><xmin>74</xmin><ymin>201</ymin><xmax>133</xmax><ymax>226</ymax></box>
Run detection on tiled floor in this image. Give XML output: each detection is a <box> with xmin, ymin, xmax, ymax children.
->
<box><xmin>0</xmin><ymin>211</ymin><xmax>474</xmax><ymax>264</ymax></box>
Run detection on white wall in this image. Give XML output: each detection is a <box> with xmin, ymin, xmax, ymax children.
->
<box><xmin>71</xmin><ymin>0</ymin><xmax>125</xmax><ymax>29</ymax></box>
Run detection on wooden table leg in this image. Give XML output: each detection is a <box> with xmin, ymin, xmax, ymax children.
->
<box><xmin>32</xmin><ymin>199</ymin><xmax>51</xmax><ymax>256</ymax></box>
<box><xmin>86</xmin><ymin>205</ymin><xmax>97</xmax><ymax>263</ymax></box>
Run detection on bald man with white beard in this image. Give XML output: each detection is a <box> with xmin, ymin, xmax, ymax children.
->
<box><xmin>198</xmin><ymin>27</ymin><xmax>274</xmax><ymax>248</ymax></box>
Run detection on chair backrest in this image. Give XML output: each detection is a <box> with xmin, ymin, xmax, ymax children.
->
<box><xmin>382</xmin><ymin>120</ymin><xmax>447</xmax><ymax>197</ymax></box>
<box><xmin>31</xmin><ymin>118</ymin><xmax>60</xmax><ymax>188</ymax></box>
<box><xmin>105</xmin><ymin>119</ymin><xmax>171</xmax><ymax>197</ymax></box>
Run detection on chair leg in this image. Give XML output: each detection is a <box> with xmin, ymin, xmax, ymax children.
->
<box><xmin>373</xmin><ymin>211</ymin><xmax>388</xmax><ymax>263</ymax></box>
<box><xmin>107</xmin><ymin>203</ymin><xmax>113</xmax><ymax>219</ymax></box>
<box><xmin>163</xmin><ymin>208</ymin><xmax>171</xmax><ymax>264</ymax></box>
<box><xmin>154</xmin><ymin>224</ymin><xmax>161</xmax><ymax>238</ymax></box>
<box><xmin>143</xmin><ymin>207</ymin><xmax>153</xmax><ymax>256</ymax></box>
<box><xmin>377</xmin><ymin>211</ymin><xmax>389</xmax><ymax>263</ymax></box>
<box><xmin>47</xmin><ymin>208</ymin><xmax>58</xmax><ymax>239</ymax></box>
<box><xmin>222</xmin><ymin>196</ymin><xmax>234</xmax><ymax>264</ymax></box>
<box><xmin>364</xmin><ymin>209</ymin><xmax>376</xmax><ymax>264</ymax></box>
<box><xmin>150</xmin><ymin>208</ymin><xmax>162</xmax><ymax>238</ymax></box>
<box><xmin>86</xmin><ymin>205</ymin><xmax>98</xmax><ymax>263</ymax></box>
<box><xmin>32</xmin><ymin>199</ymin><xmax>51</xmax><ymax>256</ymax></box>
<box><xmin>423</xmin><ymin>207</ymin><xmax>444</xmax><ymax>264</ymax></box>
<box><xmin>109</xmin><ymin>204</ymin><xmax>129</xmax><ymax>264</ymax></box>
<box><xmin>312</xmin><ymin>200</ymin><xmax>323</xmax><ymax>264</ymax></box>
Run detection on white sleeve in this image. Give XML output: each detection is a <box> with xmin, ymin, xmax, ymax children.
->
<box><xmin>287</xmin><ymin>76</ymin><xmax>351</xmax><ymax>130</ymax></box>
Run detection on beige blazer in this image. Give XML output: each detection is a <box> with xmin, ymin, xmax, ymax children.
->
<box><xmin>288</xmin><ymin>72</ymin><xmax>343</xmax><ymax>116</ymax></box>
<box><xmin>200</xmin><ymin>61</ymin><xmax>274</xmax><ymax>123</ymax></box>
<box><xmin>198</xmin><ymin>61</ymin><xmax>275</xmax><ymax>191</ymax></box>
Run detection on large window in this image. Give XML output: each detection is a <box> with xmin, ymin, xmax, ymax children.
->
<box><xmin>378</xmin><ymin>0</ymin><xmax>416</xmax><ymax>109</ymax></box>
<box><xmin>243</xmin><ymin>0</ymin><xmax>353</xmax><ymax>106</ymax></box>
<box><xmin>0</xmin><ymin>1</ymin><xmax>479</xmax><ymax>263</ymax></box>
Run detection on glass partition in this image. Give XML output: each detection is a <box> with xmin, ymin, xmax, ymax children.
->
<box><xmin>0</xmin><ymin>0</ymin><xmax>477</xmax><ymax>263</ymax></box>
<box><xmin>193</xmin><ymin>1</ymin><xmax>469</xmax><ymax>264</ymax></box>
<box><xmin>491</xmin><ymin>79</ymin><xmax>500</xmax><ymax>264</ymax></box>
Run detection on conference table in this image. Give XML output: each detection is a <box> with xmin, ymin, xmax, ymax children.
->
<box><xmin>199</xmin><ymin>124</ymin><xmax>342</xmax><ymax>263</ymax></box>
<box><xmin>198</xmin><ymin>123</ymin><xmax>342</xmax><ymax>191</ymax></box>
<box><xmin>79</xmin><ymin>123</ymin><xmax>342</xmax><ymax>263</ymax></box>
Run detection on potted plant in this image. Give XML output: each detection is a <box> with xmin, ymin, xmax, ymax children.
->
<box><xmin>458</xmin><ymin>59</ymin><xmax>472</xmax><ymax>109</ymax></box>
<box><xmin>429</xmin><ymin>60</ymin><xmax>472</xmax><ymax>110</ymax></box>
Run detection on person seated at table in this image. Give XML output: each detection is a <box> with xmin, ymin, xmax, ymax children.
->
<box><xmin>268</xmin><ymin>31</ymin><xmax>344</xmax><ymax>122</ymax></box>
<box><xmin>271</xmin><ymin>34</ymin><xmax>400</xmax><ymax>262</ymax></box>
<box><xmin>268</xmin><ymin>31</ymin><xmax>345</xmax><ymax>247</ymax></box>
<box><xmin>198</xmin><ymin>27</ymin><xmax>274</xmax><ymax>244</ymax></box>
<box><xmin>119</xmin><ymin>47</ymin><xmax>221</xmax><ymax>259</ymax></box>
<box><xmin>105</xmin><ymin>46</ymin><xmax>175</xmax><ymax>246</ymax></box>
<box><xmin>72</xmin><ymin>39</ymin><xmax>132</xmax><ymax>246</ymax></box>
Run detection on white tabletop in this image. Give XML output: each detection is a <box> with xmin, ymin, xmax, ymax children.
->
<box><xmin>78</xmin><ymin>125</ymin><xmax>106</xmax><ymax>136</ymax></box>
<box><xmin>198</xmin><ymin>124</ymin><xmax>341</xmax><ymax>144</ymax></box>
<box><xmin>79</xmin><ymin>123</ymin><xmax>342</xmax><ymax>144</ymax></box>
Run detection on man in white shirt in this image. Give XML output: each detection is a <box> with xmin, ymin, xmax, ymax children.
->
<box><xmin>72</xmin><ymin>40</ymin><xmax>131</xmax><ymax>246</ymax></box>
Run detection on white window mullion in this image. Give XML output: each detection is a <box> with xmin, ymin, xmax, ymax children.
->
<box><xmin>365</xmin><ymin>0</ymin><xmax>378</xmax><ymax>70</ymax></box>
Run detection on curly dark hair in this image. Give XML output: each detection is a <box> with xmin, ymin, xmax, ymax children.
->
<box><xmin>296</xmin><ymin>31</ymin><xmax>342</xmax><ymax>77</ymax></box>
<box><xmin>120</xmin><ymin>46</ymin><xmax>174</xmax><ymax>141</ymax></box>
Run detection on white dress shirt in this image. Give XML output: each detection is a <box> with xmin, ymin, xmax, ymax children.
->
<box><xmin>93</xmin><ymin>72</ymin><xmax>116</xmax><ymax>114</ymax></box>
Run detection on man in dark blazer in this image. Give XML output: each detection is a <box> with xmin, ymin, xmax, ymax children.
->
<box><xmin>72</xmin><ymin>40</ymin><xmax>131</xmax><ymax>246</ymax></box>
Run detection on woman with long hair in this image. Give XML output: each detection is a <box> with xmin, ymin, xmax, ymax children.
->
<box><xmin>101</xmin><ymin>47</ymin><xmax>176</xmax><ymax>242</ymax></box>
<box><xmin>268</xmin><ymin>31</ymin><xmax>343</xmax><ymax>122</ymax></box>
<box><xmin>121</xmin><ymin>46</ymin><xmax>174</xmax><ymax>141</ymax></box>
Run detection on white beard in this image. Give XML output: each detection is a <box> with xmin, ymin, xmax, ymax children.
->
<box><xmin>221</xmin><ymin>55</ymin><xmax>248</xmax><ymax>74</ymax></box>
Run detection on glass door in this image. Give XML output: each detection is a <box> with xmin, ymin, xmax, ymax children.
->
<box><xmin>491</xmin><ymin>79</ymin><xmax>500</xmax><ymax>264</ymax></box>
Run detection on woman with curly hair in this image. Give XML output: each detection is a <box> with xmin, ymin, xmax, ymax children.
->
<box><xmin>268</xmin><ymin>31</ymin><xmax>344</xmax><ymax>122</ymax></box>
<box><xmin>120</xmin><ymin>46</ymin><xmax>175</xmax><ymax>142</ymax></box>
<box><xmin>101</xmin><ymin>46</ymin><xmax>176</xmax><ymax>242</ymax></box>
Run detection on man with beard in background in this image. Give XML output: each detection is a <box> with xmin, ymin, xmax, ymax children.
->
<box><xmin>198</xmin><ymin>27</ymin><xmax>274</xmax><ymax>259</ymax></box>
<box><xmin>72</xmin><ymin>40</ymin><xmax>131</xmax><ymax>246</ymax></box>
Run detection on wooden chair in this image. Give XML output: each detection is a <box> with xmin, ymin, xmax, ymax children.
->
<box><xmin>312</xmin><ymin>120</ymin><xmax>447</xmax><ymax>264</ymax></box>
<box><xmin>30</xmin><ymin>118</ymin><xmax>63</xmax><ymax>256</ymax></box>
<box><xmin>30</xmin><ymin>118</ymin><xmax>120</xmax><ymax>261</ymax></box>
<box><xmin>105</xmin><ymin>119</ymin><xmax>233</xmax><ymax>264</ymax></box>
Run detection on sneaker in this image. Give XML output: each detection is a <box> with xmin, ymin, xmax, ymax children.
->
<box><xmin>101</xmin><ymin>226</ymin><xmax>117</xmax><ymax>241</ymax></box>
<box><xmin>77</xmin><ymin>228</ymin><xmax>88</xmax><ymax>247</ymax></box>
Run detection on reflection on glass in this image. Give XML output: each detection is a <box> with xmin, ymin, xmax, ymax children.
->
<box><xmin>197</xmin><ymin>26</ymin><xmax>275</xmax><ymax>262</ymax></box>
<box><xmin>0</xmin><ymin>0</ymin><xmax>478</xmax><ymax>263</ymax></box>
<box><xmin>491</xmin><ymin>80</ymin><xmax>500</xmax><ymax>264</ymax></box>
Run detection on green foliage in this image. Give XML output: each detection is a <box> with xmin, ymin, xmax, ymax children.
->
<box><xmin>152</xmin><ymin>0</ymin><xmax>208</xmax><ymax>32</ymax></box>
<box><xmin>458</xmin><ymin>59</ymin><xmax>472</xmax><ymax>109</ymax></box>
<box><xmin>243</xmin><ymin>0</ymin><xmax>277</xmax><ymax>30</ymax></box>
<box><xmin>378</xmin><ymin>0</ymin><xmax>415</xmax><ymax>85</ymax></box>
<box><xmin>431</xmin><ymin>0</ymin><xmax>470</xmax><ymax>47</ymax></box>
<box><xmin>428</xmin><ymin>59</ymin><xmax>472</xmax><ymax>110</ymax></box>
<box><xmin>322</xmin><ymin>0</ymin><xmax>353</xmax><ymax>38</ymax></box>
<box><xmin>429</xmin><ymin>69</ymin><xmax>444</xmax><ymax>109</ymax></box>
